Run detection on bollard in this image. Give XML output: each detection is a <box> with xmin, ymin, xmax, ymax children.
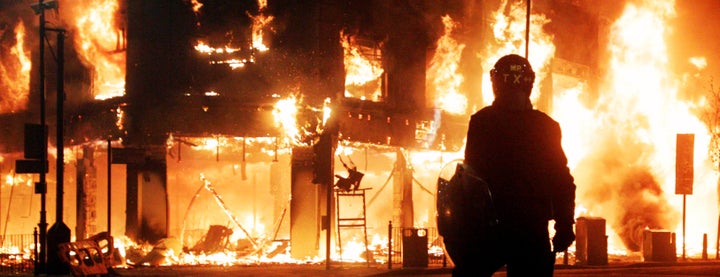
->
<box><xmin>33</xmin><ymin>228</ymin><xmax>38</xmax><ymax>276</ymax></box>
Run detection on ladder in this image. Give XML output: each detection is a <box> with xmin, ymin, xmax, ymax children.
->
<box><xmin>335</xmin><ymin>188</ymin><xmax>371</xmax><ymax>265</ymax></box>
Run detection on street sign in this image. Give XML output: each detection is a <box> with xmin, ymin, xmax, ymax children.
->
<box><xmin>15</xmin><ymin>159</ymin><xmax>48</xmax><ymax>174</ymax></box>
<box><xmin>24</xmin><ymin>123</ymin><xmax>46</xmax><ymax>159</ymax></box>
<box><xmin>675</xmin><ymin>133</ymin><xmax>694</xmax><ymax>195</ymax></box>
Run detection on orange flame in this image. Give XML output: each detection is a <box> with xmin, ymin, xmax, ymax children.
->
<box><xmin>342</xmin><ymin>32</ymin><xmax>384</xmax><ymax>101</ymax></box>
<box><xmin>194</xmin><ymin>41</ymin><xmax>251</xmax><ymax>69</ymax></box>
<box><xmin>0</xmin><ymin>21</ymin><xmax>31</xmax><ymax>113</ymax></box>
<box><xmin>252</xmin><ymin>0</ymin><xmax>271</xmax><ymax>52</ymax></box>
<box><xmin>250</xmin><ymin>13</ymin><xmax>272</xmax><ymax>52</ymax></box>
<box><xmin>427</xmin><ymin>15</ymin><xmax>467</xmax><ymax>115</ymax></box>
<box><xmin>482</xmin><ymin>0</ymin><xmax>555</xmax><ymax>106</ymax></box>
<box><xmin>190</xmin><ymin>0</ymin><xmax>203</xmax><ymax>13</ymax></box>
<box><xmin>548</xmin><ymin>0</ymin><xmax>716</xmax><ymax>255</ymax></box>
<box><xmin>273</xmin><ymin>95</ymin><xmax>302</xmax><ymax>145</ymax></box>
<box><xmin>66</xmin><ymin>0</ymin><xmax>126</xmax><ymax>100</ymax></box>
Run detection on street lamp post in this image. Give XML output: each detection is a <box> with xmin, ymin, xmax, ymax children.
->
<box><xmin>46</xmin><ymin>28</ymin><xmax>70</xmax><ymax>275</ymax></box>
<box><xmin>29</xmin><ymin>1</ymin><xmax>64</xmax><ymax>274</ymax></box>
<box><xmin>36</xmin><ymin>1</ymin><xmax>48</xmax><ymax>273</ymax></box>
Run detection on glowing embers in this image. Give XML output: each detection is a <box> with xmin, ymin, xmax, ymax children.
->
<box><xmin>342</xmin><ymin>33</ymin><xmax>384</xmax><ymax>102</ymax></box>
<box><xmin>190</xmin><ymin>0</ymin><xmax>272</xmax><ymax>55</ymax></box>
<box><xmin>194</xmin><ymin>41</ymin><xmax>256</xmax><ymax>70</ymax></box>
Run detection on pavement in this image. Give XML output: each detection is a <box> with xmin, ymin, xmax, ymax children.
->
<box><xmin>13</xmin><ymin>255</ymin><xmax>720</xmax><ymax>276</ymax></box>
<box><xmin>104</xmin><ymin>259</ymin><xmax>720</xmax><ymax>276</ymax></box>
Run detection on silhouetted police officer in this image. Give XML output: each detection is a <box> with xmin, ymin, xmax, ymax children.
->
<box><xmin>447</xmin><ymin>54</ymin><xmax>576</xmax><ymax>276</ymax></box>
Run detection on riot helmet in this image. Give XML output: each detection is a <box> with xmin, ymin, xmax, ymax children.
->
<box><xmin>490</xmin><ymin>54</ymin><xmax>536</xmax><ymax>98</ymax></box>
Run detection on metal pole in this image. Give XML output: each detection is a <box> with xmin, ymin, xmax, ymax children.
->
<box><xmin>525</xmin><ymin>0</ymin><xmax>531</xmax><ymax>59</ymax></box>
<box><xmin>682</xmin><ymin>194</ymin><xmax>686</xmax><ymax>260</ymax></box>
<box><xmin>108</xmin><ymin>139</ymin><xmax>112</xmax><ymax>233</ymax></box>
<box><xmin>325</xmin><ymin>166</ymin><xmax>332</xmax><ymax>270</ymax></box>
<box><xmin>54</xmin><ymin>30</ymin><xmax>65</xmax><ymax>237</ymax></box>
<box><xmin>46</xmin><ymin>28</ymin><xmax>71</xmax><ymax>275</ymax></box>
<box><xmin>33</xmin><ymin>228</ymin><xmax>38</xmax><ymax>276</ymax></box>
<box><xmin>703</xmin><ymin>233</ymin><xmax>708</xmax><ymax>260</ymax></box>
<box><xmin>37</xmin><ymin>1</ymin><xmax>48</xmax><ymax>273</ymax></box>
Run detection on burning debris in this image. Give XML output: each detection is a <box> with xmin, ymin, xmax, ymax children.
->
<box><xmin>189</xmin><ymin>225</ymin><xmax>233</xmax><ymax>254</ymax></box>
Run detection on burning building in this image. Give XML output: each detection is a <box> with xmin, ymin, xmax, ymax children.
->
<box><xmin>0</xmin><ymin>0</ymin><xmax>719</xmax><ymax>271</ymax></box>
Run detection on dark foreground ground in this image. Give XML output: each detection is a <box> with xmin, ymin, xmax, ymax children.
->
<box><xmin>105</xmin><ymin>260</ymin><xmax>720</xmax><ymax>277</ymax></box>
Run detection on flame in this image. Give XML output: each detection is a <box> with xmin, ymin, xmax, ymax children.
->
<box><xmin>427</xmin><ymin>15</ymin><xmax>467</xmax><ymax>115</ymax></box>
<box><xmin>273</xmin><ymin>95</ymin><xmax>302</xmax><ymax>145</ymax></box>
<box><xmin>190</xmin><ymin>0</ymin><xmax>203</xmax><ymax>13</ymax></box>
<box><xmin>5</xmin><ymin>172</ymin><xmax>15</xmax><ymax>186</ymax></box>
<box><xmin>472</xmin><ymin>0</ymin><xmax>718</xmax><ymax>255</ymax></box>
<box><xmin>115</xmin><ymin>104</ymin><xmax>126</xmax><ymax>130</ymax></box>
<box><xmin>194</xmin><ymin>41</ymin><xmax>242</xmax><ymax>54</ymax></box>
<box><xmin>252</xmin><ymin>0</ymin><xmax>272</xmax><ymax>52</ymax></box>
<box><xmin>194</xmin><ymin>41</ymin><xmax>252</xmax><ymax>69</ymax></box>
<box><xmin>321</xmin><ymin>98</ymin><xmax>332</xmax><ymax>127</ymax></box>
<box><xmin>689</xmin><ymin>56</ymin><xmax>707</xmax><ymax>71</ymax></box>
<box><xmin>342</xmin><ymin>32</ymin><xmax>384</xmax><ymax>101</ymax></box>
<box><xmin>66</xmin><ymin>0</ymin><xmax>126</xmax><ymax>100</ymax></box>
<box><xmin>177</xmin><ymin>136</ymin><xmax>286</xmax><ymax>158</ymax></box>
<box><xmin>0</xmin><ymin>21</ymin><xmax>31</xmax><ymax>113</ymax></box>
<box><xmin>250</xmin><ymin>14</ymin><xmax>272</xmax><ymax>52</ymax></box>
<box><xmin>548</xmin><ymin>0</ymin><xmax>717</xmax><ymax>254</ymax></box>
<box><xmin>335</xmin><ymin>238</ymin><xmax>369</xmax><ymax>262</ymax></box>
<box><xmin>482</xmin><ymin>0</ymin><xmax>555</xmax><ymax>106</ymax></box>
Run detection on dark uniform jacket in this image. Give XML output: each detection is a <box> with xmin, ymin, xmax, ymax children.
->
<box><xmin>464</xmin><ymin>103</ymin><xmax>576</xmax><ymax>227</ymax></box>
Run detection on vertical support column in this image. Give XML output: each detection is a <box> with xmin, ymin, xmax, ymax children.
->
<box><xmin>393</xmin><ymin>149</ymin><xmax>414</xmax><ymax>228</ymax></box>
<box><xmin>270</xmin><ymin>160</ymin><xmax>289</xmax><ymax>239</ymax></box>
<box><xmin>125</xmin><ymin>163</ymin><xmax>139</xmax><ymax>242</ymax></box>
<box><xmin>290</xmin><ymin>146</ymin><xmax>320</xmax><ymax>259</ymax></box>
<box><xmin>140</xmin><ymin>158</ymin><xmax>168</xmax><ymax>243</ymax></box>
<box><xmin>124</xmin><ymin>147</ymin><xmax>168</xmax><ymax>244</ymax></box>
<box><xmin>76</xmin><ymin>146</ymin><xmax>98</xmax><ymax>240</ymax></box>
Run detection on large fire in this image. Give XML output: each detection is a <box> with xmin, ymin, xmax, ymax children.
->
<box><xmin>0</xmin><ymin>0</ymin><xmax>719</xmax><ymax>271</ymax></box>
<box><xmin>342</xmin><ymin>32</ymin><xmax>384</xmax><ymax>102</ymax></box>
<box><xmin>557</xmin><ymin>0</ymin><xmax>716</xmax><ymax>255</ymax></box>
<box><xmin>64</xmin><ymin>0</ymin><xmax>126</xmax><ymax>100</ymax></box>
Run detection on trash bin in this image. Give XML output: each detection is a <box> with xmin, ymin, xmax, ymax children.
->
<box><xmin>642</xmin><ymin>229</ymin><xmax>676</xmax><ymax>262</ymax></box>
<box><xmin>402</xmin><ymin>228</ymin><xmax>428</xmax><ymax>267</ymax></box>
<box><xmin>575</xmin><ymin>217</ymin><xmax>608</xmax><ymax>265</ymax></box>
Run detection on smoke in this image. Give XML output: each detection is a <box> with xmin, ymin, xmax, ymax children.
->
<box><xmin>574</xmin><ymin>125</ymin><xmax>680</xmax><ymax>251</ymax></box>
<box><xmin>616</xmin><ymin>168</ymin><xmax>678</xmax><ymax>251</ymax></box>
